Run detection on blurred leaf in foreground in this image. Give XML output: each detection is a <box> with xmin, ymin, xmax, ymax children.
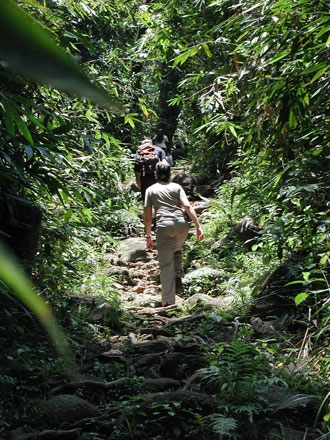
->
<box><xmin>0</xmin><ymin>0</ymin><xmax>122</xmax><ymax>111</ymax></box>
<box><xmin>0</xmin><ymin>243</ymin><xmax>79</xmax><ymax>380</ymax></box>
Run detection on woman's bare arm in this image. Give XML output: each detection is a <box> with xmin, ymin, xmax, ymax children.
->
<box><xmin>180</xmin><ymin>195</ymin><xmax>204</xmax><ymax>241</ymax></box>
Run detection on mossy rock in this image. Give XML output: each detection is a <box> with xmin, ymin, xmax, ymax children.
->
<box><xmin>40</xmin><ymin>394</ymin><xmax>102</xmax><ymax>426</ymax></box>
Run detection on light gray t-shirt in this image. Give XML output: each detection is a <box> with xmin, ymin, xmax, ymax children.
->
<box><xmin>145</xmin><ymin>182</ymin><xmax>187</xmax><ymax>223</ymax></box>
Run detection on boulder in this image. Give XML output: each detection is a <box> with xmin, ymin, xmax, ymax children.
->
<box><xmin>117</xmin><ymin>237</ymin><xmax>149</xmax><ymax>262</ymax></box>
<box><xmin>40</xmin><ymin>394</ymin><xmax>102</xmax><ymax>426</ymax></box>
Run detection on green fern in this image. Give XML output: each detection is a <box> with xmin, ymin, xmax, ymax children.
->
<box><xmin>206</xmin><ymin>413</ymin><xmax>238</xmax><ymax>437</ymax></box>
<box><xmin>228</xmin><ymin>402</ymin><xmax>265</xmax><ymax>423</ymax></box>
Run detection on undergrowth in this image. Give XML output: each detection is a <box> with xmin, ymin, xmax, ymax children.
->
<box><xmin>1</xmin><ymin>175</ymin><xmax>330</xmax><ymax>438</ymax></box>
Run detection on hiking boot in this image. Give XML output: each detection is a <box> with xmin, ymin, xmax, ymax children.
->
<box><xmin>175</xmin><ymin>277</ymin><xmax>184</xmax><ymax>294</ymax></box>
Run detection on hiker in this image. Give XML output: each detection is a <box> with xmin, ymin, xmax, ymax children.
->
<box><xmin>171</xmin><ymin>143</ymin><xmax>187</xmax><ymax>164</ymax></box>
<box><xmin>152</xmin><ymin>129</ymin><xmax>169</xmax><ymax>154</ymax></box>
<box><xmin>144</xmin><ymin>161</ymin><xmax>203</xmax><ymax>306</ymax></box>
<box><xmin>134</xmin><ymin>139</ymin><xmax>167</xmax><ymax>202</ymax></box>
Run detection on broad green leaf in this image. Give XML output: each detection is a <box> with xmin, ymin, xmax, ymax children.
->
<box><xmin>303</xmin><ymin>61</ymin><xmax>328</xmax><ymax>75</ymax></box>
<box><xmin>310</xmin><ymin>65</ymin><xmax>330</xmax><ymax>84</ymax></box>
<box><xmin>72</xmin><ymin>188</ymin><xmax>85</xmax><ymax>202</ymax></box>
<box><xmin>124</xmin><ymin>113</ymin><xmax>141</xmax><ymax>128</ymax></box>
<box><xmin>15</xmin><ymin>115</ymin><xmax>34</xmax><ymax>145</ymax></box>
<box><xmin>288</xmin><ymin>109</ymin><xmax>297</xmax><ymax>129</ymax></box>
<box><xmin>265</xmin><ymin>49</ymin><xmax>290</xmax><ymax>65</ymax></box>
<box><xmin>320</xmin><ymin>251</ymin><xmax>330</xmax><ymax>266</ymax></box>
<box><xmin>138</xmin><ymin>98</ymin><xmax>150</xmax><ymax>120</ymax></box>
<box><xmin>58</xmin><ymin>188</ymin><xmax>70</xmax><ymax>204</ymax></box>
<box><xmin>1</xmin><ymin>100</ymin><xmax>16</xmax><ymax>135</ymax></box>
<box><xmin>312</xmin><ymin>146</ymin><xmax>323</xmax><ymax>157</ymax></box>
<box><xmin>172</xmin><ymin>46</ymin><xmax>199</xmax><ymax>67</ymax></box>
<box><xmin>80</xmin><ymin>208</ymin><xmax>93</xmax><ymax>223</ymax></box>
<box><xmin>324</xmin><ymin>413</ymin><xmax>330</xmax><ymax>423</ymax></box>
<box><xmin>0</xmin><ymin>243</ymin><xmax>79</xmax><ymax>379</ymax></box>
<box><xmin>64</xmin><ymin>208</ymin><xmax>73</xmax><ymax>222</ymax></box>
<box><xmin>295</xmin><ymin>292</ymin><xmax>309</xmax><ymax>306</ymax></box>
<box><xmin>302</xmin><ymin>271</ymin><xmax>310</xmax><ymax>282</ymax></box>
<box><xmin>0</xmin><ymin>0</ymin><xmax>122</xmax><ymax>110</ymax></box>
<box><xmin>251</xmin><ymin>270</ymin><xmax>273</xmax><ymax>297</ymax></box>
<box><xmin>228</xmin><ymin>124</ymin><xmax>238</xmax><ymax>137</ymax></box>
<box><xmin>201</xmin><ymin>42</ymin><xmax>212</xmax><ymax>58</ymax></box>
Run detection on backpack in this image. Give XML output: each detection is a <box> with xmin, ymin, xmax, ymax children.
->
<box><xmin>136</xmin><ymin>143</ymin><xmax>159</xmax><ymax>176</ymax></box>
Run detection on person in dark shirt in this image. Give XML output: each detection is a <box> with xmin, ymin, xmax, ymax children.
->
<box><xmin>152</xmin><ymin>129</ymin><xmax>169</xmax><ymax>154</ymax></box>
<box><xmin>134</xmin><ymin>139</ymin><xmax>167</xmax><ymax>202</ymax></box>
<box><xmin>171</xmin><ymin>144</ymin><xmax>187</xmax><ymax>164</ymax></box>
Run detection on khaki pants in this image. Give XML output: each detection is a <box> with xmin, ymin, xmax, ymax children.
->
<box><xmin>155</xmin><ymin>219</ymin><xmax>189</xmax><ymax>305</ymax></box>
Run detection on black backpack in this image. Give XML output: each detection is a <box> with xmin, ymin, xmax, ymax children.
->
<box><xmin>136</xmin><ymin>143</ymin><xmax>159</xmax><ymax>176</ymax></box>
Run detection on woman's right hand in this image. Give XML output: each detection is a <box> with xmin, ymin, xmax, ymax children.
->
<box><xmin>196</xmin><ymin>227</ymin><xmax>204</xmax><ymax>241</ymax></box>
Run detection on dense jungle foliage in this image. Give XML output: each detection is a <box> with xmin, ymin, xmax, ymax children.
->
<box><xmin>0</xmin><ymin>0</ymin><xmax>330</xmax><ymax>438</ymax></box>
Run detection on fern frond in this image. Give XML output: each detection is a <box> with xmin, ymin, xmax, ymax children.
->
<box><xmin>206</xmin><ymin>413</ymin><xmax>238</xmax><ymax>435</ymax></box>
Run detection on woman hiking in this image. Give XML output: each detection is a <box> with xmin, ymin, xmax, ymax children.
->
<box><xmin>143</xmin><ymin>162</ymin><xmax>204</xmax><ymax>306</ymax></box>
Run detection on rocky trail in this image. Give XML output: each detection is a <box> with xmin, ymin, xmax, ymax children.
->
<box><xmin>3</xmin><ymin>227</ymin><xmax>321</xmax><ymax>440</ymax></box>
<box><xmin>1</xmin><ymin>169</ymin><xmax>323</xmax><ymax>439</ymax></box>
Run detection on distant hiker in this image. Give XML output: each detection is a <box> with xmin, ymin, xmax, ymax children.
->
<box><xmin>144</xmin><ymin>162</ymin><xmax>203</xmax><ymax>306</ymax></box>
<box><xmin>152</xmin><ymin>129</ymin><xmax>169</xmax><ymax>155</ymax></box>
<box><xmin>171</xmin><ymin>144</ymin><xmax>187</xmax><ymax>164</ymax></box>
<box><xmin>134</xmin><ymin>139</ymin><xmax>167</xmax><ymax>202</ymax></box>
